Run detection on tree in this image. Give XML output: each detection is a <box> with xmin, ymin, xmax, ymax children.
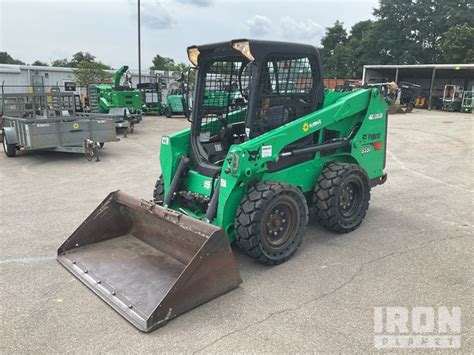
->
<box><xmin>320</xmin><ymin>21</ymin><xmax>349</xmax><ymax>77</ymax></box>
<box><xmin>73</xmin><ymin>61</ymin><xmax>112</xmax><ymax>86</ymax></box>
<box><xmin>373</xmin><ymin>0</ymin><xmax>473</xmax><ymax>64</ymax></box>
<box><xmin>0</xmin><ymin>52</ymin><xmax>25</xmax><ymax>65</ymax></box>
<box><xmin>438</xmin><ymin>24</ymin><xmax>474</xmax><ymax>63</ymax></box>
<box><xmin>51</xmin><ymin>52</ymin><xmax>111</xmax><ymax>69</ymax></box>
<box><xmin>70</xmin><ymin>52</ymin><xmax>95</xmax><ymax>67</ymax></box>
<box><xmin>151</xmin><ymin>54</ymin><xmax>177</xmax><ymax>71</ymax></box>
<box><xmin>51</xmin><ymin>58</ymin><xmax>72</xmax><ymax>67</ymax></box>
<box><xmin>173</xmin><ymin>62</ymin><xmax>191</xmax><ymax>74</ymax></box>
<box><xmin>31</xmin><ymin>60</ymin><xmax>49</xmax><ymax>66</ymax></box>
<box><xmin>321</xmin><ymin>21</ymin><xmax>348</xmax><ymax>54</ymax></box>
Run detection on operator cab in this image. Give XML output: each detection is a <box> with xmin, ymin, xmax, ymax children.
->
<box><xmin>187</xmin><ymin>39</ymin><xmax>324</xmax><ymax>177</ymax></box>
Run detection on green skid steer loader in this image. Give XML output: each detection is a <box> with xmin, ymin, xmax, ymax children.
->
<box><xmin>58</xmin><ymin>40</ymin><xmax>388</xmax><ymax>332</ymax></box>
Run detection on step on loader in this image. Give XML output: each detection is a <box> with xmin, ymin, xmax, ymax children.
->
<box><xmin>58</xmin><ymin>39</ymin><xmax>388</xmax><ymax>332</ymax></box>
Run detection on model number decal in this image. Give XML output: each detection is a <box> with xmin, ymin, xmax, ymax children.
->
<box><xmin>361</xmin><ymin>146</ymin><xmax>371</xmax><ymax>154</ymax></box>
<box><xmin>368</xmin><ymin>113</ymin><xmax>384</xmax><ymax>120</ymax></box>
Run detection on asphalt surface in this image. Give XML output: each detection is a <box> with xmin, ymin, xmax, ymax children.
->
<box><xmin>1</xmin><ymin>110</ymin><xmax>472</xmax><ymax>353</ymax></box>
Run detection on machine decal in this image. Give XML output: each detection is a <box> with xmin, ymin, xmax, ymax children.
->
<box><xmin>361</xmin><ymin>146</ymin><xmax>372</xmax><ymax>154</ymax></box>
<box><xmin>161</xmin><ymin>136</ymin><xmax>170</xmax><ymax>145</ymax></box>
<box><xmin>261</xmin><ymin>145</ymin><xmax>272</xmax><ymax>158</ymax></box>
<box><xmin>309</xmin><ymin>119</ymin><xmax>322</xmax><ymax>129</ymax></box>
<box><xmin>303</xmin><ymin>122</ymin><xmax>309</xmax><ymax>132</ymax></box>
<box><xmin>220</xmin><ymin>179</ymin><xmax>227</xmax><ymax>188</ymax></box>
<box><xmin>368</xmin><ymin>113</ymin><xmax>384</xmax><ymax>120</ymax></box>
<box><xmin>362</xmin><ymin>132</ymin><xmax>381</xmax><ymax>141</ymax></box>
<box><xmin>203</xmin><ymin>180</ymin><xmax>211</xmax><ymax>189</ymax></box>
<box><xmin>72</xmin><ymin>122</ymin><xmax>80</xmax><ymax>129</ymax></box>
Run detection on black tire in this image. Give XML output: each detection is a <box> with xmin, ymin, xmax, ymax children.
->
<box><xmin>313</xmin><ymin>163</ymin><xmax>370</xmax><ymax>233</ymax></box>
<box><xmin>153</xmin><ymin>175</ymin><xmax>165</xmax><ymax>204</ymax></box>
<box><xmin>165</xmin><ymin>106</ymin><xmax>172</xmax><ymax>118</ymax></box>
<box><xmin>235</xmin><ymin>181</ymin><xmax>308</xmax><ymax>265</ymax></box>
<box><xmin>2</xmin><ymin>135</ymin><xmax>16</xmax><ymax>157</ymax></box>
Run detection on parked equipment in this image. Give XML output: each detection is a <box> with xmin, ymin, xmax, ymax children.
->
<box><xmin>138</xmin><ymin>81</ymin><xmax>166</xmax><ymax>115</ymax></box>
<box><xmin>89</xmin><ymin>65</ymin><xmax>143</xmax><ymax>129</ymax></box>
<box><xmin>1</xmin><ymin>92</ymin><xmax>116</xmax><ymax>160</ymax></box>
<box><xmin>442</xmin><ymin>85</ymin><xmax>463</xmax><ymax>111</ymax></box>
<box><xmin>461</xmin><ymin>90</ymin><xmax>472</xmax><ymax>113</ymax></box>
<box><xmin>58</xmin><ymin>40</ymin><xmax>388</xmax><ymax>332</ymax></box>
<box><xmin>165</xmin><ymin>73</ymin><xmax>190</xmax><ymax>118</ymax></box>
<box><xmin>397</xmin><ymin>82</ymin><xmax>421</xmax><ymax>113</ymax></box>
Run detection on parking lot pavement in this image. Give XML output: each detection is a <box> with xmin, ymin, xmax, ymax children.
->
<box><xmin>1</xmin><ymin>110</ymin><xmax>472</xmax><ymax>353</ymax></box>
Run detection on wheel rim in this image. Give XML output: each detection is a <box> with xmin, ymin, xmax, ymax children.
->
<box><xmin>338</xmin><ymin>178</ymin><xmax>364</xmax><ymax>218</ymax></box>
<box><xmin>261</xmin><ymin>197</ymin><xmax>298</xmax><ymax>250</ymax></box>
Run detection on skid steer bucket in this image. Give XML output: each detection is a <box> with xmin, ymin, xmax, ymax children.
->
<box><xmin>57</xmin><ymin>191</ymin><xmax>242</xmax><ymax>332</ymax></box>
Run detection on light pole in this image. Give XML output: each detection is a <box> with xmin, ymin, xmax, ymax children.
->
<box><xmin>138</xmin><ymin>0</ymin><xmax>141</xmax><ymax>85</ymax></box>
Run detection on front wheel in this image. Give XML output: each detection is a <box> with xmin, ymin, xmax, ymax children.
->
<box><xmin>235</xmin><ymin>182</ymin><xmax>308</xmax><ymax>265</ymax></box>
<box><xmin>165</xmin><ymin>106</ymin><xmax>172</xmax><ymax>118</ymax></box>
<box><xmin>313</xmin><ymin>163</ymin><xmax>370</xmax><ymax>233</ymax></box>
<box><xmin>2</xmin><ymin>134</ymin><xmax>16</xmax><ymax>157</ymax></box>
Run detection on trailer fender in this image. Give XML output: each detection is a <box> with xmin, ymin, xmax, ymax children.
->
<box><xmin>3</xmin><ymin>127</ymin><xmax>18</xmax><ymax>145</ymax></box>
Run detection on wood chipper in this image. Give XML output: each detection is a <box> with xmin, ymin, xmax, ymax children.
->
<box><xmin>58</xmin><ymin>40</ymin><xmax>388</xmax><ymax>332</ymax></box>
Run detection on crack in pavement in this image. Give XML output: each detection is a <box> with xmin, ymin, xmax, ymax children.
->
<box><xmin>192</xmin><ymin>234</ymin><xmax>470</xmax><ymax>354</ymax></box>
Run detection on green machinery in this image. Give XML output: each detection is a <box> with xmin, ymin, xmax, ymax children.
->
<box><xmin>58</xmin><ymin>40</ymin><xmax>388</xmax><ymax>332</ymax></box>
<box><xmin>165</xmin><ymin>73</ymin><xmax>190</xmax><ymax>118</ymax></box>
<box><xmin>442</xmin><ymin>84</ymin><xmax>464</xmax><ymax>111</ymax></box>
<box><xmin>138</xmin><ymin>77</ymin><xmax>167</xmax><ymax>114</ymax></box>
<box><xmin>89</xmin><ymin>65</ymin><xmax>143</xmax><ymax>115</ymax></box>
<box><xmin>461</xmin><ymin>90</ymin><xmax>473</xmax><ymax>113</ymax></box>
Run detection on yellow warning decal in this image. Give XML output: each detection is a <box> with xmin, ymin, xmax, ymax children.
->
<box><xmin>303</xmin><ymin>122</ymin><xmax>309</xmax><ymax>132</ymax></box>
<box><xmin>72</xmin><ymin>122</ymin><xmax>80</xmax><ymax>129</ymax></box>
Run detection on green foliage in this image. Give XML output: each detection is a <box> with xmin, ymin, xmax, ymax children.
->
<box><xmin>0</xmin><ymin>52</ymin><xmax>25</xmax><ymax>65</ymax></box>
<box><xmin>151</xmin><ymin>54</ymin><xmax>177</xmax><ymax>71</ymax></box>
<box><xmin>70</xmin><ymin>52</ymin><xmax>96</xmax><ymax>67</ymax></box>
<box><xmin>438</xmin><ymin>24</ymin><xmax>474</xmax><ymax>63</ymax></box>
<box><xmin>151</xmin><ymin>54</ymin><xmax>191</xmax><ymax>74</ymax></box>
<box><xmin>51</xmin><ymin>52</ymin><xmax>111</xmax><ymax>69</ymax></box>
<box><xmin>73</xmin><ymin>61</ymin><xmax>112</xmax><ymax>86</ymax></box>
<box><xmin>319</xmin><ymin>0</ymin><xmax>474</xmax><ymax>78</ymax></box>
<box><xmin>31</xmin><ymin>60</ymin><xmax>49</xmax><ymax>66</ymax></box>
<box><xmin>51</xmin><ymin>58</ymin><xmax>72</xmax><ymax>67</ymax></box>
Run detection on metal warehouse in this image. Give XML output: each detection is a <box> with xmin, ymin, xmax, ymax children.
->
<box><xmin>363</xmin><ymin>64</ymin><xmax>474</xmax><ymax>110</ymax></box>
<box><xmin>0</xmin><ymin>64</ymin><xmax>164</xmax><ymax>95</ymax></box>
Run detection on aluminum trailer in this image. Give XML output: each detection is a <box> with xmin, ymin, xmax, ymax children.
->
<box><xmin>1</xmin><ymin>92</ymin><xmax>117</xmax><ymax>161</ymax></box>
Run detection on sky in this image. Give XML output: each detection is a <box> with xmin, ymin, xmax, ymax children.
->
<box><xmin>0</xmin><ymin>0</ymin><xmax>378</xmax><ymax>70</ymax></box>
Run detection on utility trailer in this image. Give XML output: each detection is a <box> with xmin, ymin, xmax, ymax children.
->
<box><xmin>1</xmin><ymin>92</ymin><xmax>117</xmax><ymax>160</ymax></box>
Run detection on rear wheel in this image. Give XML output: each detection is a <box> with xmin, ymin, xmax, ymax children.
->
<box><xmin>2</xmin><ymin>134</ymin><xmax>16</xmax><ymax>157</ymax></box>
<box><xmin>165</xmin><ymin>106</ymin><xmax>172</xmax><ymax>118</ymax></box>
<box><xmin>313</xmin><ymin>163</ymin><xmax>370</xmax><ymax>233</ymax></box>
<box><xmin>153</xmin><ymin>175</ymin><xmax>164</xmax><ymax>204</ymax></box>
<box><xmin>235</xmin><ymin>181</ymin><xmax>308</xmax><ymax>265</ymax></box>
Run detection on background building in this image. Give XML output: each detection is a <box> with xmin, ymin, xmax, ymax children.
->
<box><xmin>0</xmin><ymin>64</ymin><xmax>170</xmax><ymax>96</ymax></box>
<box><xmin>363</xmin><ymin>64</ymin><xmax>474</xmax><ymax>109</ymax></box>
